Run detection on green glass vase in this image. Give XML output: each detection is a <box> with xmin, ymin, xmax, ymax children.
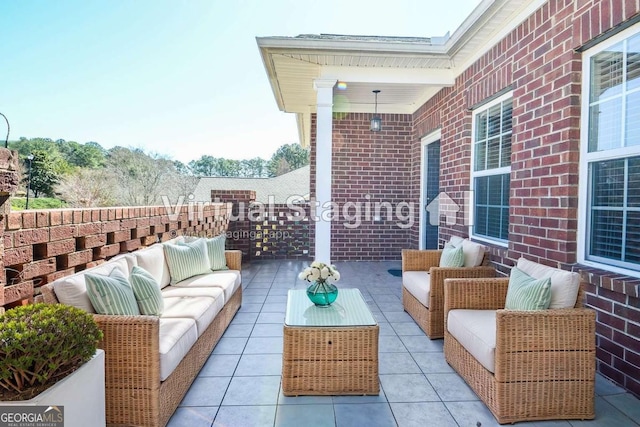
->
<box><xmin>306</xmin><ymin>281</ymin><xmax>338</xmax><ymax>306</ymax></box>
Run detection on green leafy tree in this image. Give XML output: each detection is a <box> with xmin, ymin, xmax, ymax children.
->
<box><xmin>56</xmin><ymin>139</ymin><xmax>106</xmax><ymax>168</ymax></box>
<box><xmin>240</xmin><ymin>157</ymin><xmax>268</xmax><ymax>177</ymax></box>
<box><xmin>188</xmin><ymin>155</ymin><xmax>217</xmax><ymax>176</ymax></box>
<box><xmin>23</xmin><ymin>150</ymin><xmax>61</xmax><ymax>197</ymax></box>
<box><xmin>267</xmin><ymin>143</ymin><xmax>309</xmax><ymax>177</ymax></box>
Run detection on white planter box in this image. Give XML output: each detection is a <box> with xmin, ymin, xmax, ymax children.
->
<box><xmin>0</xmin><ymin>349</ymin><xmax>105</xmax><ymax>427</ymax></box>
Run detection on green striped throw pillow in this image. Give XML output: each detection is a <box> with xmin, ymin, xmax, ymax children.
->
<box><xmin>439</xmin><ymin>244</ymin><xmax>465</xmax><ymax>267</ymax></box>
<box><xmin>205</xmin><ymin>235</ymin><xmax>228</xmax><ymax>271</ymax></box>
<box><xmin>85</xmin><ymin>267</ymin><xmax>140</xmax><ymax>315</ymax></box>
<box><xmin>505</xmin><ymin>267</ymin><xmax>551</xmax><ymax>310</ymax></box>
<box><xmin>130</xmin><ymin>266</ymin><xmax>164</xmax><ymax>315</ymax></box>
<box><xmin>163</xmin><ymin>238</ymin><xmax>211</xmax><ymax>284</ymax></box>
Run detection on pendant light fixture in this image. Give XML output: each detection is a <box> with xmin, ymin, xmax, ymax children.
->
<box><xmin>370</xmin><ymin>90</ymin><xmax>382</xmax><ymax>132</ymax></box>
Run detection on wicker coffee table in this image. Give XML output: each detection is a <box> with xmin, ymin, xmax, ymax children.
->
<box><xmin>282</xmin><ymin>288</ymin><xmax>379</xmax><ymax>396</ymax></box>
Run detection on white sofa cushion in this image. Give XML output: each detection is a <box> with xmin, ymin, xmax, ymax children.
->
<box><xmin>403</xmin><ymin>271</ymin><xmax>430</xmax><ymax>306</ymax></box>
<box><xmin>162</xmin><ymin>295</ymin><xmax>223</xmax><ymax>337</ymax></box>
<box><xmin>133</xmin><ymin>244</ymin><xmax>171</xmax><ymax>289</ymax></box>
<box><xmin>161</xmin><ymin>286</ymin><xmax>225</xmax><ymax>300</ymax></box>
<box><xmin>159</xmin><ymin>318</ymin><xmax>198</xmax><ymax>381</ymax></box>
<box><xmin>461</xmin><ymin>239</ymin><xmax>486</xmax><ymax>267</ymax></box>
<box><xmin>516</xmin><ymin>257</ymin><xmax>580</xmax><ymax>309</ymax></box>
<box><xmin>171</xmin><ymin>271</ymin><xmax>241</xmax><ymax>303</ymax></box>
<box><xmin>447</xmin><ymin>309</ymin><xmax>497</xmax><ymax>373</ymax></box>
<box><xmin>53</xmin><ymin>256</ymin><xmax>132</xmax><ymax>313</ymax></box>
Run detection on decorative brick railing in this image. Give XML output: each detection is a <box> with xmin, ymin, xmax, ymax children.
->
<box><xmin>249</xmin><ymin>203</ymin><xmax>311</xmax><ymax>260</ymax></box>
<box><xmin>211</xmin><ymin>190</ymin><xmax>311</xmax><ymax>261</ymax></box>
<box><xmin>2</xmin><ymin>203</ymin><xmax>231</xmax><ymax>309</ymax></box>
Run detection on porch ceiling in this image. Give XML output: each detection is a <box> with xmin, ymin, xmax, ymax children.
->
<box><xmin>256</xmin><ymin>0</ymin><xmax>543</xmax><ymax>147</ymax></box>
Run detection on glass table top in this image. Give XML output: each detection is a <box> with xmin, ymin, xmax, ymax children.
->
<box><xmin>285</xmin><ymin>288</ymin><xmax>377</xmax><ymax>327</ymax></box>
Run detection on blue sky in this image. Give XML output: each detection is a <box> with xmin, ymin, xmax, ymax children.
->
<box><xmin>1</xmin><ymin>0</ymin><xmax>480</xmax><ymax>163</ymax></box>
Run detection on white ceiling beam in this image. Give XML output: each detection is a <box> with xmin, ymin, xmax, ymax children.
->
<box><xmin>319</xmin><ymin>66</ymin><xmax>455</xmax><ymax>86</ymax></box>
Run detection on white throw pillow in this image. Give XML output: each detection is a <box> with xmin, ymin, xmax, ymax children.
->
<box><xmin>516</xmin><ymin>258</ymin><xmax>580</xmax><ymax>309</ymax></box>
<box><xmin>461</xmin><ymin>239</ymin><xmax>486</xmax><ymax>267</ymax></box>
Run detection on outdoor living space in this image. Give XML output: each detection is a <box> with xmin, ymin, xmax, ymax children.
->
<box><xmin>167</xmin><ymin>259</ymin><xmax>640</xmax><ymax>427</ymax></box>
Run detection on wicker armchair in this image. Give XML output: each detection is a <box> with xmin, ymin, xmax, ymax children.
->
<box><xmin>401</xmin><ymin>245</ymin><xmax>495</xmax><ymax>339</ymax></box>
<box><xmin>443</xmin><ymin>276</ymin><xmax>596</xmax><ymax>424</ymax></box>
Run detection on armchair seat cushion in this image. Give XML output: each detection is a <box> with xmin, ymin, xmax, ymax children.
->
<box><xmin>447</xmin><ymin>309</ymin><xmax>496</xmax><ymax>373</ymax></box>
<box><xmin>402</xmin><ymin>271</ymin><xmax>430</xmax><ymax>306</ymax></box>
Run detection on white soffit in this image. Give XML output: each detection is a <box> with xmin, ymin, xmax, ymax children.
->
<box><xmin>256</xmin><ymin>0</ymin><xmax>541</xmax><ymax>144</ymax></box>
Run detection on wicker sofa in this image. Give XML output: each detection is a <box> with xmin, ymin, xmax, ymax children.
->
<box><xmin>443</xmin><ymin>258</ymin><xmax>596</xmax><ymax>424</ymax></box>
<box><xmin>42</xmin><ymin>238</ymin><xmax>242</xmax><ymax>427</ymax></box>
<box><xmin>401</xmin><ymin>237</ymin><xmax>495</xmax><ymax>339</ymax></box>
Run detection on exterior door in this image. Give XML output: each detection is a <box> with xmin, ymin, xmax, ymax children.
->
<box><xmin>423</xmin><ymin>140</ymin><xmax>441</xmax><ymax>249</ymax></box>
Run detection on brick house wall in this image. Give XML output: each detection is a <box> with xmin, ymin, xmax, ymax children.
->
<box><xmin>310</xmin><ymin>112</ymin><xmax>414</xmax><ymax>261</ymax></box>
<box><xmin>408</xmin><ymin>0</ymin><xmax>640</xmax><ymax>397</ymax></box>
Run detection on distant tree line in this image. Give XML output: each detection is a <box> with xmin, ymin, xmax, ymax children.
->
<box><xmin>9</xmin><ymin>138</ymin><xmax>309</xmax><ymax>208</ymax></box>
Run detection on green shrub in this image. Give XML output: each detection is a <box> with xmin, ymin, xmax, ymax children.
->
<box><xmin>0</xmin><ymin>303</ymin><xmax>103</xmax><ymax>401</ymax></box>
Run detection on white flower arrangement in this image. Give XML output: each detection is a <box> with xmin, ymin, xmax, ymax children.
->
<box><xmin>298</xmin><ymin>261</ymin><xmax>341</xmax><ymax>284</ymax></box>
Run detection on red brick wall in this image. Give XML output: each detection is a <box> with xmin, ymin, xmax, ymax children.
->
<box><xmin>409</xmin><ymin>0</ymin><xmax>640</xmax><ymax>397</ymax></box>
<box><xmin>310</xmin><ymin>112</ymin><xmax>414</xmax><ymax>261</ymax></box>
<box><xmin>3</xmin><ymin>203</ymin><xmax>231</xmax><ymax>308</ymax></box>
<box><xmin>212</xmin><ymin>190</ymin><xmax>255</xmax><ymax>259</ymax></box>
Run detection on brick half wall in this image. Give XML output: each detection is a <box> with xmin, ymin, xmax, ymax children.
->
<box><xmin>3</xmin><ymin>203</ymin><xmax>231</xmax><ymax>308</ymax></box>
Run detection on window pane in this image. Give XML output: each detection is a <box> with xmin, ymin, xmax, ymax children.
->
<box><xmin>628</xmin><ymin>156</ymin><xmax>640</xmax><ymax>207</ymax></box>
<box><xmin>625</xmin><ymin>91</ymin><xmax>640</xmax><ymax>147</ymax></box>
<box><xmin>590</xmin><ymin>209</ymin><xmax>623</xmax><ymax>260</ymax></box>
<box><xmin>487</xmin><ymin>207</ymin><xmax>502</xmax><ymax>238</ymax></box>
<box><xmin>474</xmin><ymin>174</ymin><xmax>509</xmax><ymax>241</ymax></box>
<box><xmin>487</xmin><ymin>104</ymin><xmax>501</xmax><ymax>137</ymax></box>
<box><xmin>627</xmin><ymin>33</ymin><xmax>640</xmax><ymax>91</ymax></box>
<box><xmin>502</xmin><ymin>100</ymin><xmax>513</xmax><ymax>132</ymax></box>
<box><xmin>476</xmin><ymin>111</ymin><xmax>487</xmax><ymax>141</ymax></box>
<box><xmin>475</xmin><ymin>176</ymin><xmax>488</xmax><ymax>203</ymax></box>
<box><xmin>625</xmin><ymin>211</ymin><xmax>640</xmax><ymax>263</ymax></box>
<box><xmin>475</xmin><ymin>141</ymin><xmax>486</xmax><ymax>171</ymax></box>
<box><xmin>590</xmin><ymin>42</ymin><xmax>624</xmax><ymax>102</ymax></box>
<box><xmin>475</xmin><ymin>206</ymin><xmax>488</xmax><ymax>236</ymax></box>
<box><xmin>500</xmin><ymin>134</ymin><xmax>512</xmax><ymax>168</ymax></box>
<box><xmin>487</xmin><ymin>137</ymin><xmax>500</xmax><ymax>169</ymax></box>
<box><xmin>591</xmin><ymin>160</ymin><xmax>624</xmax><ymax>207</ymax></box>
<box><xmin>502</xmin><ymin>174</ymin><xmax>510</xmax><ymax>205</ymax></box>
<box><xmin>488</xmin><ymin>174</ymin><xmax>503</xmax><ymax>205</ymax></box>
<box><xmin>589</xmin><ymin>98</ymin><xmax>623</xmax><ymax>152</ymax></box>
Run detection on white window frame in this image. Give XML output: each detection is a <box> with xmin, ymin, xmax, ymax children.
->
<box><xmin>469</xmin><ymin>91</ymin><xmax>513</xmax><ymax>247</ymax></box>
<box><xmin>578</xmin><ymin>23</ymin><xmax>640</xmax><ymax>276</ymax></box>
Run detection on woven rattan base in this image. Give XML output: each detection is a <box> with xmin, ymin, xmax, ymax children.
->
<box><xmin>282</xmin><ymin>325</ymin><xmax>379</xmax><ymax>396</ymax></box>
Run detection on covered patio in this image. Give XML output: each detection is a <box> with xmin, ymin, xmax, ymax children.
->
<box><xmin>167</xmin><ymin>260</ymin><xmax>640</xmax><ymax>427</ymax></box>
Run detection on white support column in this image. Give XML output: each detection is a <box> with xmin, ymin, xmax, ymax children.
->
<box><xmin>313</xmin><ymin>79</ymin><xmax>336</xmax><ymax>264</ymax></box>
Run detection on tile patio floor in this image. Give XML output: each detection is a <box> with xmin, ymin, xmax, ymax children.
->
<box><xmin>167</xmin><ymin>260</ymin><xmax>640</xmax><ymax>427</ymax></box>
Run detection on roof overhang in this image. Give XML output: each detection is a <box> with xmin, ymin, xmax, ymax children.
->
<box><xmin>257</xmin><ymin>0</ymin><xmax>545</xmax><ymax>147</ymax></box>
